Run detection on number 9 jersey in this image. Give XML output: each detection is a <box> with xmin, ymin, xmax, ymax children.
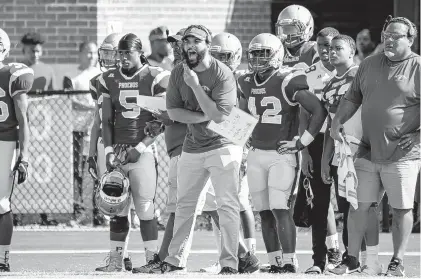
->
<box><xmin>238</xmin><ymin>68</ymin><xmax>309</xmax><ymax>150</ymax></box>
<box><xmin>98</xmin><ymin>65</ymin><xmax>170</xmax><ymax>145</ymax></box>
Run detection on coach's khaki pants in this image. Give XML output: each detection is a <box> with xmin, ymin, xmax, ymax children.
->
<box><xmin>165</xmin><ymin>145</ymin><xmax>242</xmax><ymax>269</ymax></box>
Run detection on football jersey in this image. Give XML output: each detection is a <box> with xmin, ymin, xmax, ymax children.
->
<box><xmin>283</xmin><ymin>41</ymin><xmax>319</xmax><ymax>69</ymax></box>
<box><xmin>304</xmin><ymin>60</ymin><xmax>336</xmax><ymax>97</ymax></box>
<box><xmin>99</xmin><ymin>65</ymin><xmax>170</xmax><ymax>145</ymax></box>
<box><xmin>89</xmin><ymin>73</ymin><xmax>103</xmax><ymax>130</ymax></box>
<box><xmin>0</xmin><ymin>63</ymin><xmax>34</xmax><ymax>141</ymax></box>
<box><xmin>322</xmin><ymin>65</ymin><xmax>362</xmax><ymax>144</ymax></box>
<box><xmin>238</xmin><ymin>68</ymin><xmax>309</xmax><ymax>150</ymax></box>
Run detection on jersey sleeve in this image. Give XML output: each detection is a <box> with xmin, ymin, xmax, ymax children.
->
<box><xmin>89</xmin><ymin>74</ymin><xmax>100</xmax><ymax>101</ymax></box>
<box><xmin>344</xmin><ymin>64</ymin><xmax>363</xmax><ymax>105</ymax></box>
<box><xmin>166</xmin><ymin>66</ymin><xmax>184</xmax><ymax>110</ymax></box>
<box><xmin>98</xmin><ymin>73</ymin><xmax>110</xmax><ymax>99</ymax></box>
<box><xmin>9</xmin><ymin>64</ymin><xmax>35</xmax><ymax>97</ymax></box>
<box><xmin>282</xmin><ymin>72</ymin><xmax>309</xmax><ymax>106</ymax></box>
<box><xmin>151</xmin><ymin>70</ymin><xmax>170</xmax><ymax>96</ymax></box>
<box><xmin>211</xmin><ymin>68</ymin><xmax>237</xmax><ymax>116</ymax></box>
<box><xmin>237</xmin><ymin>75</ymin><xmax>248</xmax><ymax>100</ymax></box>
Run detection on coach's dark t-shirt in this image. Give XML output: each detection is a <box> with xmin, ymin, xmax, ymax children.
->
<box><xmin>166</xmin><ymin>57</ymin><xmax>237</xmax><ymax>153</ymax></box>
<box><xmin>345</xmin><ymin>53</ymin><xmax>420</xmax><ymax>163</ymax></box>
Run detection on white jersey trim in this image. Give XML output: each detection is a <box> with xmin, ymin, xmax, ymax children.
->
<box><xmin>118</xmin><ymin>64</ymin><xmax>147</xmax><ymax>80</ymax></box>
<box><xmin>335</xmin><ymin>65</ymin><xmax>359</xmax><ymax>79</ymax></box>
<box><xmin>281</xmin><ymin>73</ymin><xmax>299</xmax><ymax>106</ymax></box>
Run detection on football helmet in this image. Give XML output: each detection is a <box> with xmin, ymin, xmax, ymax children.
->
<box><xmin>247</xmin><ymin>33</ymin><xmax>284</xmax><ymax>73</ymax></box>
<box><xmin>95</xmin><ymin>168</ymin><xmax>130</xmax><ymax>217</ymax></box>
<box><xmin>0</xmin><ymin>28</ymin><xmax>11</xmax><ymax>62</ymax></box>
<box><xmin>98</xmin><ymin>33</ymin><xmax>123</xmax><ymax>70</ymax></box>
<box><xmin>275</xmin><ymin>5</ymin><xmax>314</xmax><ymax>48</ymax></box>
<box><xmin>210</xmin><ymin>32</ymin><xmax>242</xmax><ymax>71</ymax></box>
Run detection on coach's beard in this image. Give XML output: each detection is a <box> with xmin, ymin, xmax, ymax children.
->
<box><xmin>183</xmin><ymin>49</ymin><xmax>205</xmax><ymax>69</ymax></box>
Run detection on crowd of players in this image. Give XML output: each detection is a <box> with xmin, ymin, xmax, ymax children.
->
<box><xmin>0</xmin><ymin>4</ymin><xmax>419</xmax><ymax>277</ymax></box>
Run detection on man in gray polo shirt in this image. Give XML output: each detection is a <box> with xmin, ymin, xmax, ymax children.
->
<box><xmin>330</xmin><ymin>17</ymin><xmax>420</xmax><ymax>276</ymax></box>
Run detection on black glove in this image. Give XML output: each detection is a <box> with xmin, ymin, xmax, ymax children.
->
<box><xmin>13</xmin><ymin>157</ymin><xmax>29</xmax><ymax>184</ymax></box>
<box><xmin>88</xmin><ymin>156</ymin><xmax>98</xmax><ymax>182</ymax></box>
<box><xmin>144</xmin><ymin>120</ymin><xmax>165</xmax><ymax>137</ymax></box>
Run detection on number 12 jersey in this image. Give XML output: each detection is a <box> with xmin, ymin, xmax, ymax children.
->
<box><xmin>238</xmin><ymin>68</ymin><xmax>309</xmax><ymax>150</ymax></box>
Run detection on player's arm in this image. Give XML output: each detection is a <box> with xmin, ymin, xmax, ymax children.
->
<box><xmin>99</xmin><ymin>75</ymin><xmax>114</xmax><ymax>153</ymax></box>
<box><xmin>88</xmin><ymin>77</ymin><xmax>100</xmax><ymax>157</ymax></box>
<box><xmin>321</xmin><ymin>116</ymin><xmax>335</xmax><ymax>183</ymax></box>
<box><xmin>237</xmin><ymin>79</ymin><xmax>250</xmax><ymax>113</ymax></box>
<box><xmin>295</xmin><ymin>90</ymin><xmax>327</xmax><ymax>143</ymax></box>
<box><xmin>184</xmin><ymin>64</ymin><xmax>236</xmax><ymax>123</ymax></box>
<box><xmin>278</xmin><ymin>73</ymin><xmax>327</xmax><ymax>153</ymax></box>
<box><xmin>13</xmin><ymin>94</ymin><xmax>29</xmax><ymax>160</ymax></box>
<box><xmin>10</xmin><ymin>67</ymin><xmax>34</xmax><ymax>184</ymax></box>
<box><xmin>322</xmin><ymin>116</ymin><xmax>335</xmax><ymax>164</ymax></box>
<box><xmin>167</xmin><ymin>68</ymin><xmax>209</xmax><ymax>124</ymax></box>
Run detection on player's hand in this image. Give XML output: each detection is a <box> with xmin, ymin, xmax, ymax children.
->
<box><xmin>122</xmin><ymin>147</ymin><xmax>141</xmax><ymax>165</ymax></box>
<box><xmin>183</xmin><ymin>63</ymin><xmax>200</xmax><ymax>88</ymax></box>
<box><xmin>301</xmin><ymin>149</ymin><xmax>313</xmax><ymax>179</ymax></box>
<box><xmin>245</xmin><ymin>137</ymin><xmax>252</xmax><ymax>149</ymax></box>
<box><xmin>12</xmin><ymin>157</ymin><xmax>29</xmax><ymax>184</ymax></box>
<box><xmin>87</xmin><ymin>156</ymin><xmax>98</xmax><ymax>181</ymax></box>
<box><xmin>330</xmin><ymin>119</ymin><xmax>344</xmax><ymax>143</ymax></box>
<box><xmin>321</xmin><ymin>159</ymin><xmax>333</xmax><ymax>184</ymax></box>
<box><xmin>144</xmin><ymin>120</ymin><xmax>165</xmax><ymax>137</ymax></box>
<box><xmin>152</xmin><ymin>110</ymin><xmax>173</xmax><ymax>126</ymax></box>
<box><xmin>106</xmin><ymin>152</ymin><xmax>118</xmax><ymax>172</ymax></box>
<box><xmin>398</xmin><ymin>130</ymin><xmax>420</xmax><ymax>150</ymax></box>
<box><xmin>277</xmin><ymin>138</ymin><xmax>301</xmax><ymax>154</ymax></box>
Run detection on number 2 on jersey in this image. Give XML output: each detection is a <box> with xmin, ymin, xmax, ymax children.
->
<box><xmin>119</xmin><ymin>90</ymin><xmax>141</xmax><ymax>119</ymax></box>
<box><xmin>248</xmin><ymin>96</ymin><xmax>282</xmax><ymax>124</ymax></box>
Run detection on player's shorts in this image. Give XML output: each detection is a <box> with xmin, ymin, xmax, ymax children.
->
<box><xmin>166</xmin><ymin>154</ymin><xmax>215</xmax><ymax>213</ymax></box>
<box><xmin>247</xmin><ymin>148</ymin><xmax>300</xmax><ymax>211</ymax></box>
<box><xmin>113</xmin><ymin>144</ymin><xmax>157</xmax><ymax>219</ymax></box>
<box><xmin>0</xmin><ymin>141</ymin><xmax>17</xmax><ymax>214</ymax></box>
<box><xmin>355</xmin><ymin>158</ymin><xmax>421</xmax><ymax>209</ymax></box>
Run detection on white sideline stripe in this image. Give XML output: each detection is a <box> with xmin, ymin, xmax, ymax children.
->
<box><xmin>10</xmin><ymin>250</ymin><xmax>421</xmax><ymax>256</ymax></box>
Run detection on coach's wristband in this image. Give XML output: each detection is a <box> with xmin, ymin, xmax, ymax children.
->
<box><xmin>135</xmin><ymin>142</ymin><xmax>147</xmax><ymax>154</ymax></box>
<box><xmin>104</xmin><ymin>146</ymin><xmax>114</xmax><ymax>155</ymax></box>
<box><xmin>299</xmin><ymin>130</ymin><xmax>315</xmax><ymax>147</ymax></box>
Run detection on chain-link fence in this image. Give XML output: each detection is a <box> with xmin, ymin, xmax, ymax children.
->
<box><xmin>11</xmin><ymin>91</ymin><xmax>345</xmax><ymax>231</ymax></box>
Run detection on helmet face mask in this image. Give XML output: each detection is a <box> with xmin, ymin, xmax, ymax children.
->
<box><xmin>95</xmin><ymin>169</ymin><xmax>130</xmax><ymax>217</ymax></box>
<box><xmin>210</xmin><ymin>50</ymin><xmax>233</xmax><ymax>64</ymax></box>
<box><xmin>276</xmin><ymin>5</ymin><xmax>314</xmax><ymax>48</ymax></box>
<box><xmin>98</xmin><ymin>47</ymin><xmax>119</xmax><ymax>69</ymax></box>
<box><xmin>209</xmin><ymin>32</ymin><xmax>242</xmax><ymax>71</ymax></box>
<box><xmin>98</xmin><ymin>33</ymin><xmax>123</xmax><ymax>71</ymax></box>
<box><xmin>247</xmin><ymin>33</ymin><xmax>284</xmax><ymax>74</ymax></box>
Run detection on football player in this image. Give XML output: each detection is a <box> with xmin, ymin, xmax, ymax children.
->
<box><xmin>237</xmin><ymin>33</ymin><xmax>327</xmax><ymax>273</ymax></box>
<box><xmin>97</xmin><ymin>33</ymin><xmax>170</xmax><ymax>272</ymax></box>
<box><xmin>322</xmin><ymin>35</ymin><xmax>381</xmax><ymax>276</ymax></box>
<box><xmin>87</xmin><ymin>32</ymin><xmax>133</xmax><ymax>271</ymax></box>
<box><xmin>299</xmin><ymin>27</ymin><xmax>340</xmax><ymax>275</ymax></box>
<box><xmin>209</xmin><ymin>32</ymin><xmax>256</xmax><ymax>253</ymax></box>
<box><xmin>275</xmin><ymin>4</ymin><xmax>319</xmax><ymax>69</ymax></box>
<box><xmin>0</xmin><ymin>28</ymin><xmax>34</xmax><ymax>272</ymax></box>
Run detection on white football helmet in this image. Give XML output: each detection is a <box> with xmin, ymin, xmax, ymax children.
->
<box><xmin>0</xmin><ymin>28</ymin><xmax>11</xmax><ymax>62</ymax></box>
<box><xmin>95</xmin><ymin>168</ymin><xmax>131</xmax><ymax>217</ymax></box>
<box><xmin>210</xmin><ymin>32</ymin><xmax>242</xmax><ymax>71</ymax></box>
<box><xmin>247</xmin><ymin>33</ymin><xmax>284</xmax><ymax>73</ymax></box>
<box><xmin>275</xmin><ymin>5</ymin><xmax>314</xmax><ymax>48</ymax></box>
<box><xmin>98</xmin><ymin>33</ymin><xmax>123</xmax><ymax>70</ymax></box>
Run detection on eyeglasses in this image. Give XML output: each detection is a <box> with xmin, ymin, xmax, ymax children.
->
<box><xmin>381</xmin><ymin>31</ymin><xmax>407</xmax><ymax>41</ymax></box>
